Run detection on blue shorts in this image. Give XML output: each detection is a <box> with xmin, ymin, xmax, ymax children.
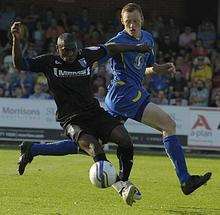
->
<box><xmin>105</xmin><ymin>81</ymin><xmax>150</xmax><ymax>122</ymax></box>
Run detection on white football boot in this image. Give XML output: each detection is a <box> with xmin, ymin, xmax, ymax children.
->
<box><xmin>112</xmin><ymin>181</ymin><xmax>141</xmax><ymax>206</ymax></box>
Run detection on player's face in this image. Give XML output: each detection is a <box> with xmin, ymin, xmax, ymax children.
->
<box><xmin>121</xmin><ymin>10</ymin><xmax>143</xmax><ymax>39</ymax></box>
<box><xmin>57</xmin><ymin>45</ymin><xmax>78</xmax><ymax>63</ymax></box>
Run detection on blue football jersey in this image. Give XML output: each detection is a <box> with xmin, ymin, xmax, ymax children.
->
<box><xmin>104</xmin><ymin>30</ymin><xmax>155</xmax><ymax>121</ymax></box>
<box><xmin>108</xmin><ymin>30</ymin><xmax>155</xmax><ymax>87</ymax></box>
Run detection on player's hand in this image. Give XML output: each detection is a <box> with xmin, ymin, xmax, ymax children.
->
<box><xmin>11</xmin><ymin>22</ymin><xmax>22</xmax><ymax>39</ymax></box>
<box><xmin>136</xmin><ymin>43</ymin><xmax>152</xmax><ymax>53</ymax></box>
<box><xmin>153</xmin><ymin>63</ymin><xmax>176</xmax><ymax>74</ymax></box>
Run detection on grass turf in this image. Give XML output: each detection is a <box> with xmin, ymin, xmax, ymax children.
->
<box><xmin>0</xmin><ymin>149</ymin><xmax>219</xmax><ymax>215</ymax></box>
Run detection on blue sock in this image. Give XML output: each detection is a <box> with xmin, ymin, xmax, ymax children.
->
<box><xmin>30</xmin><ymin>139</ymin><xmax>78</xmax><ymax>157</ymax></box>
<box><xmin>163</xmin><ymin>135</ymin><xmax>190</xmax><ymax>184</ymax></box>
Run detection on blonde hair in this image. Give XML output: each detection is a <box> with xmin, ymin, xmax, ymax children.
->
<box><xmin>121</xmin><ymin>3</ymin><xmax>144</xmax><ymax>20</ymax></box>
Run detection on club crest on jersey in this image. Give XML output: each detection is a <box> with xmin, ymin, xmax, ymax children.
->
<box><xmin>53</xmin><ymin>68</ymin><xmax>90</xmax><ymax>77</ymax></box>
<box><xmin>134</xmin><ymin>54</ymin><xmax>145</xmax><ymax>69</ymax></box>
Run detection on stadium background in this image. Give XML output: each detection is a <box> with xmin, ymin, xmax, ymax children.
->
<box><xmin>0</xmin><ymin>0</ymin><xmax>219</xmax><ymax>151</ymax></box>
<box><xmin>0</xmin><ymin>1</ymin><xmax>220</xmax><ymax>214</ymax></box>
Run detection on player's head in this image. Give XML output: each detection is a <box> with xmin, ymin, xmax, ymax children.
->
<box><xmin>121</xmin><ymin>3</ymin><xmax>144</xmax><ymax>39</ymax></box>
<box><xmin>56</xmin><ymin>33</ymin><xmax>78</xmax><ymax>62</ymax></box>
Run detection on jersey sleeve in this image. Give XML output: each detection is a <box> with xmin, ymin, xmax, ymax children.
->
<box><xmin>98</xmin><ymin>37</ymin><xmax>119</xmax><ymax>64</ymax></box>
<box><xmin>85</xmin><ymin>45</ymin><xmax>109</xmax><ymax>64</ymax></box>
<box><xmin>21</xmin><ymin>54</ymin><xmax>50</xmax><ymax>73</ymax></box>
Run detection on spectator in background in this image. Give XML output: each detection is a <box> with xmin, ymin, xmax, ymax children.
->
<box><xmin>189</xmin><ymin>79</ymin><xmax>209</xmax><ymax>106</ymax></box>
<box><xmin>47</xmin><ymin>42</ymin><xmax>56</xmax><ymax>54</ymax></box>
<box><xmin>151</xmin><ymin>90</ymin><xmax>168</xmax><ymax>105</ymax></box>
<box><xmin>169</xmin><ymin>70</ymin><xmax>188</xmax><ymax>99</ymax></box>
<box><xmin>23</xmin><ymin>5</ymin><xmax>39</xmax><ymax>34</ymax></box>
<box><xmin>159</xmin><ymin>34</ymin><xmax>178</xmax><ymax>55</ymax></box>
<box><xmin>179</xmin><ymin>26</ymin><xmax>196</xmax><ymax>49</ymax></box>
<box><xmin>112</xmin><ymin>8</ymin><xmax>122</xmax><ymax>31</ymax></box>
<box><xmin>175</xmin><ymin>55</ymin><xmax>191</xmax><ymax>80</ymax></box>
<box><xmin>89</xmin><ymin>29</ymin><xmax>102</xmax><ymax>46</ymax></box>
<box><xmin>44</xmin><ymin>9</ymin><xmax>55</xmax><ymax>28</ymax></box>
<box><xmin>59</xmin><ymin>12</ymin><xmax>71</xmax><ymax>32</ymax></box>
<box><xmin>151</xmin><ymin>16</ymin><xmax>166</xmax><ymax>38</ymax></box>
<box><xmin>69</xmin><ymin>24</ymin><xmax>83</xmax><ymax>48</ymax></box>
<box><xmin>198</xmin><ymin>21</ymin><xmax>216</xmax><ymax>50</ymax></box>
<box><xmin>192</xmin><ymin>39</ymin><xmax>208</xmax><ymax>57</ymax></box>
<box><xmin>24</xmin><ymin>42</ymin><xmax>37</xmax><ymax>58</ymax></box>
<box><xmin>77</xmin><ymin>7</ymin><xmax>91</xmax><ymax>33</ymax></box>
<box><xmin>170</xmin><ymin>91</ymin><xmax>188</xmax><ymax>106</ymax></box>
<box><xmin>191</xmin><ymin>56</ymin><xmax>213</xmax><ymax>82</ymax></box>
<box><xmin>10</xmin><ymin>83</ymin><xmax>26</xmax><ymax>98</ymax></box>
<box><xmin>33</xmin><ymin>21</ymin><xmax>45</xmax><ymax>51</ymax></box>
<box><xmin>29</xmin><ymin>82</ymin><xmax>51</xmax><ymax>99</ymax></box>
<box><xmin>18</xmin><ymin>70</ymin><xmax>35</xmax><ymax>97</ymax></box>
<box><xmin>45</xmin><ymin>18</ymin><xmax>65</xmax><ymax>40</ymax></box>
<box><xmin>166</xmin><ymin>18</ymin><xmax>180</xmax><ymax>43</ymax></box>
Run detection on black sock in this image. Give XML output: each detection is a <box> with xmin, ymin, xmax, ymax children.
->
<box><xmin>93</xmin><ymin>153</ymin><xmax>108</xmax><ymax>162</ymax></box>
<box><xmin>117</xmin><ymin>145</ymin><xmax>134</xmax><ymax>181</ymax></box>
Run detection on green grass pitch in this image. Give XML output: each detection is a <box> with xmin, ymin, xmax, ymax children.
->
<box><xmin>0</xmin><ymin>149</ymin><xmax>220</xmax><ymax>215</ymax></box>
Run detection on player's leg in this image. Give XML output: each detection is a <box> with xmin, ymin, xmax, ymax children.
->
<box><xmin>140</xmin><ymin>102</ymin><xmax>211</xmax><ymax>194</ymax></box>
<box><xmin>18</xmin><ymin>139</ymin><xmax>78</xmax><ymax>175</ymax></box>
<box><xmin>96</xmin><ymin>113</ymin><xmax>138</xmax><ymax>206</ymax></box>
<box><xmin>77</xmin><ymin>134</ymin><xmax>108</xmax><ymax>162</ymax></box>
<box><xmin>109</xmin><ymin>125</ymin><xmax>133</xmax><ymax>182</ymax></box>
<box><xmin>66</xmin><ymin>124</ymin><xmax>108</xmax><ymax>162</ymax></box>
<box><xmin>109</xmin><ymin>124</ymin><xmax>141</xmax><ymax>204</ymax></box>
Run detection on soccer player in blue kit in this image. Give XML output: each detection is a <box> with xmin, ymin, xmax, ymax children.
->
<box><xmin>104</xmin><ymin>2</ymin><xmax>211</xmax><ymax>197</ymax></box>
<box><xmin>17</xmin><ymin>2</ymin><xmax>211</xmax><ymax>202</ymax></box>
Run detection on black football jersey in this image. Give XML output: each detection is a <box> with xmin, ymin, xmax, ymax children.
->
<box><xmin>22</xmin><ymin>45</ymin><xmax>108</xmax><ymax>123</ymax></box>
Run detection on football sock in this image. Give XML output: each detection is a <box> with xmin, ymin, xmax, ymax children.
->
<box><xmin>93</xmin><ymin>153</ymin><xmax>108</xmax><ymax>162</ymax></box>
<box><xmin>117</xmin><ymin>145</ymin><xmax>134</xmax><ymax>181</ymax></box>
<box><xmin>30</xmin><ymin>139</ymin><xmax>78</xmax><ymax>157</ymax></box>
<box><xmin>163</xmin><ymin>135</ymin><xmax>190</xmax><ymax>184</ymax></box>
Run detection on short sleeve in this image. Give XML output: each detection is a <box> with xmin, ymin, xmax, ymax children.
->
<box><xmin>21</xmin><ymin>54</ymin><xmax>50</xmax><ymax>73</ymax></box>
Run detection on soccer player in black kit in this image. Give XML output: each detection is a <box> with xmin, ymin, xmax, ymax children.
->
<box><xmin>11</xmin><ymin>21</ymin><xmax>151</xmax><ymax>206</ymax></box>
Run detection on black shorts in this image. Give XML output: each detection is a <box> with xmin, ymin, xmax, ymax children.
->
<box><xmin>63</xmin><ymin>111</ymin><xmax>122</xmax><ymax>144</ymax></box>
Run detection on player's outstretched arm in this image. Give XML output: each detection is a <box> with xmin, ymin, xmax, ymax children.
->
<box><xmin>145</xmin><ymin>63</ymin><xmax>176</xmax><ymax>76</ymax></box>
<box><xmin>11</xmin><ymin>22</ymin><xmax>23</xmax><ymax>71</ymax></box>
<box><xmin>106</xmin><ymin>43</ymin><xmax>152</xmax><ymax>56</ymax></box>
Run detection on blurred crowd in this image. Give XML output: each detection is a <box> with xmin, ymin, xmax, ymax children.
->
<box><xmin>0</xmin><ymin>4</ymin><xmax>220</xmax><ymax>107</ymax></box>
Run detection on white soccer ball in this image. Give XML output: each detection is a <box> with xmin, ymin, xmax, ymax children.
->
<box><xmin>89</xmin><ymin>161</ymin><xmax>117</xmax><ymax>188</ymax></box>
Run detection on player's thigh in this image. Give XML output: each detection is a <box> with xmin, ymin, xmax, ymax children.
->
<box><xmin>65</xmin><ymin>123</ymin><xmax>103</xmax><ymax>156</ymax></box>
<box><xmin>141</xmin><ymin>102</ymin><xmax>175</xmax><ymax>133</ymax></box>
<box><xmin>109</xmin><ymin>124</ymin><xmax>132</xmax><ymax>148</ymax></box>
<box><xmin>95</xmin><ymin>111</ymin><xmax>122</xmax><ymax>144</ymax></box>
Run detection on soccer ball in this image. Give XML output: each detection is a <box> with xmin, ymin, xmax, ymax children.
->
<box><xmin>89</xmin><ymin>161</ymin><xmax>117</xmax><ymax>188</ymax></box>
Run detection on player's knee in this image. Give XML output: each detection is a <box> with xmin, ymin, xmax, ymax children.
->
<box><xmin>164</xmin><ymin>116</ymin><xmax>176</xmax><ymax>135</ymax></box>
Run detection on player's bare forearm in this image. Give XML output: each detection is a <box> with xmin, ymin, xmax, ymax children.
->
<box><xmin>145</xmin><ymin>63</ymin><xmax>175</xmax><ymax>76</ymax></box>
<box><xmin>12</xmin><ymin>37</ymin><xmax>22</xmax><ymax>71</ymax></box>
<box><xmin>106</xmin><ymin>43</ymin><xmax>151</xmax><ymax>56</ymax></box>
<box><xmin>11</xmin><ymin>22</ymin><xmax>23</xmax><ymax>71</ymax></box>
